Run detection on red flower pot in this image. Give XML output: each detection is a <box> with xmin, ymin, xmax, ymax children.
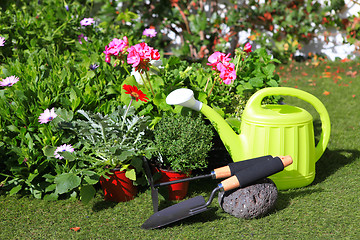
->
<box><xmin>155</xmin><ymin>168</ymin><xmax>191</xmax><ymax>201</ymax></box>
<box><xmin>99</xmin><ymin>169</ymin><xmax>137</xmax><ymax>202</ymax></box>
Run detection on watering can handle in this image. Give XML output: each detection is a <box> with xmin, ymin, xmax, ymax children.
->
<box><xmin>248</xmin><ymin>87</ymin><xmax>331</xmax><ymax>162</ymax></box>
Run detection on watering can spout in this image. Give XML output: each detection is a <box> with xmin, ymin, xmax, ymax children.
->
<box><xmin>166</xmin><ymin>89</ymin><xmax>245</xmax><ymax>161</ymax></box>
<box><xmin>165</xmin><ymin>88</ymin><xmax>203</xmax><ymax>111</ymax></box>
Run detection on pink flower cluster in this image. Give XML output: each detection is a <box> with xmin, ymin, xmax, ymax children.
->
<box><xmin>127</xmin><ymin>42</ymin><xmax>160</xmax><ymax>72</ymax></box>
<box><xmin>103</xmin><ymin>36</ymin><xmax>129</xmax><ymax>63</ymax></box>
<box><xmin>207</xmin><ymin>52</ymin><xmax>236</xmax><ymax>85</ymax></box>
<box><xmin>143</xmin><ymin>28</ymin><xmax>157</xmax><ymax>38</ymax></box>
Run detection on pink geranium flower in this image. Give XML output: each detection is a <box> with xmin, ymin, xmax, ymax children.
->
<box><xmin>143</xmin><ymin>28</ymin><xmax>157</xmax><ymax>38</ymax></box>
<box><xmin>0</xmin><ymin>76</ymin><xmax>19</xmax><ymax>87</ymax></box>
<box><xmin>103</xmin><ymin>37</ymin><xmax>129</xmax><ymax>63</ymax></box>
<box><xmin>207</xmin><ymin>52</ymin><xmax>232</xmax><ymax>70</ymax></box>
<box><xmin>207</xmin><ymin>51</ymin><xmax>236</xmax><ymax>85</ymax></box>
<box><xmin>38</xmin><ymin>108</ymin><xmax>57</xmax><ymax>124</ymax></box>
<box><xmin>80</xmin><ymin>18</ymin><xmax>95</xmax><ymax>26</ymax></box>
<box><xmin>127</xmin><ymin>42</ymin><xmax>160</xmax><ymax>72</ymax></box>
<box><xmin>219</xmin><ymin>63</ymin><xmax>236</xmax><ymax>84</ymax></box>
<box><xmin>54</xmin><ymin>144</ymin><xmax>75</xmax><ymax>159</ymax></box>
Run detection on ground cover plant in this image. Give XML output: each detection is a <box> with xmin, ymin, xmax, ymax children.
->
<box><xmin>1</xmin><ymin>58</ymin><xmax>359</xmax><ymax>239</ymax></box>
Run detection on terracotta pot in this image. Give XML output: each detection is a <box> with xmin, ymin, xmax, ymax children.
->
<box><xmin>99</xmin><ymin>169</ymin><xmax>137</xmax><ymax>202</ymax></box>
<box><xmin>155</xmin><ymin>168</ymin><xmax>191</xmax><ymax>200</ymax></box>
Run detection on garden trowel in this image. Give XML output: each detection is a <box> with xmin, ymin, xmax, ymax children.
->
<box><xmin>141</xmin><ymin>155</ymin><xmax>293</xmax><ymax>229</ymax></box>
<box><xmin>142</xmin><ymin>155</ymin><xmax>286</xmax><ymax>213</ymax></box>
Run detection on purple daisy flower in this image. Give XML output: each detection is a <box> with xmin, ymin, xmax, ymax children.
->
<box><xmin>78</xmin><ymin>34</ymin><xmax>88</xmax><ymax>44</ymax></box>
<box><xmin>0</xmin><ymin>76</ymin><xmax>19</xmax><ymax>87</ymax></box>
<box><xmin>0</xmin><ymin>37</ymin><xmax>5</xmax><ymax>46</ymax></box>
<box><xmin>89</xmin><ymin>64</ymin><xmax>99</xmax><ymax>70</ymax></box>
<box><xmin>80</xmin><ymin>18</ymin><xmax>95</xmax><ymax>26</ymax></box>
<box><xmin>54</xmin><ymin>144</ymin><xmax>74</xmax><ymax>159</ymax></box>
<box><xmin>38</xmin><ymin>108</ymin><xmax>57</xmax><ymax>124</ymax></box>
<box><xmin>142</xmin><ymin>28</ymin><xmax>157</xmax><ymax>38</ymax></box>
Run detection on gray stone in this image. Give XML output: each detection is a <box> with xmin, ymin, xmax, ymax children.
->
<box><xmin>218</xmin><ymin>178</ymin><xmax>278</xmax><ymax>219</ymax></box>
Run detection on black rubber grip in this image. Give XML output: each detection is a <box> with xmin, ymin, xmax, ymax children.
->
<box><xmin>233</xmin><ymin>156</ymin><xmax>284</xmax><ymax>188</ymax></box>
<box><xmin>228</xmin><ymin>155</ymin><xmax>273</xmax><ymax>175</ymax></box>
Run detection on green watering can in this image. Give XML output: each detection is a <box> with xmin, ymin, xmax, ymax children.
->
<box><xmin>166</xmin><ymin>87</ymin><xmax>331</xmax><ymax>190</ymax></box>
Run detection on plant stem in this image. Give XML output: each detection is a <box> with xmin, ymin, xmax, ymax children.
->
<box><xmin>139</xmin><ymin>72</ymin><xmax>149</xmax><ymax>92</ymax></box>
<box><xmin>145</xmin><ymin>70</ymin><xmax>155</xmax><ymax>97</ymax></box>
<box><xmin>207</xmin><ymin>77</ymin><xmax>218</xmax><ymax>98</ymax></box>
<box><xmin>204</xmin><ymin>76</ymin><xmax>211</xmax><ymax>92</ymax></box>
<box><xmin>121</xmin><ymin>98</ymin><xmax>133</xmax><ymax>130</ymax></box>
<box><xmin>123</xmin><ymin>61</ymin><xmax>131</xmax><ymax>76</ymax></box>
<box><xmin>235</xmin><ymin>52</ymin><xmax>242</xmax><ymax>74</ymax></box>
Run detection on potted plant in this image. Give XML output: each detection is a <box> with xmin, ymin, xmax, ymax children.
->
<box><xmin>152</xmin><ymin>113</ymin><xmax>214</xmax><ymax>200</ymax></box>
<box><xmin>57</xmin><ymin>106</ymin><xmax>156</xmax><ymax>202</ymax></box>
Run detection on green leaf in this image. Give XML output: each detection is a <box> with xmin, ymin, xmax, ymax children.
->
<box><xmin>7</xmin><ymin>125</ymin><xmax>20</xmax><ymax>132</ymax></box>
<box><xmin>118</xmin><ymin>150</ymin><xmax>135</xmax><ymax>162</ymax></box>
<box><xmin>43</xmin><ymin>145</ymin><xmax>56</xmax><ymax>158</ymax></box>
<box><xmin>197</xmin><ymin>92</ymin><xmax>208</xmax><ymax>103</ymax></box>
<box><xmin>225</xmin><ymin>117</ymin><xmax>242</xmax><ymax>130</ymax></box>
<box><xmin>213</xmin><ymin>106</ymin><xmax>225</xmax><ymax>118</ymax></box>
<box><xmin>55</xmin><ymin>108</ymin><xmax>74</xmax><ymax>122</ymax></box>
<box><xmin>43</xmin><ymin>192</ymin><xmax>58</xmax><ymax>201</ymax></box>
<box><xmin>43</xmin><ymin>174</ymin><xmax>56</xmax><ymax>182</ymax></box>
<box><xmin>80</xmin><ymin>185</ymin><xmax>96</xmax><ymax>204</ymax></box>
<box><xmin>243</xmin><ymin>82</ymin><xmax>254</xmax><ymax>90</ymax></box>
<box><xmin>54</xmin><ymin>173</ymin><xmax>81</xmax><ymax>194</ymax></box>
<box><xmin>249</xmin><ymin>77</ymin><xmax>264</xmax><ymax>88</ymax></box>
<box><xmin>70</xmin><ymin>191</ymin><xmax>78</xmax><ymax>200</ymax></box>
<box><xmin>45</xmin><ymin>183</ymin><xmax>57</xmax><ymax>193</ymax></box>
<box><xmin>69</xmin><ymin>87</ymin><xmax>81</xmax><ymax>111</ymax></box>
<box><xmin>152</xmin><ymin>93</ymin><xmax>165</xmax><ymax>107</ymax></box>
<box><xmin>130</xmin><ymin>157</ymin><xmax>143</xmax><ymax>172</ymax></box>
<box><xmin>270</xmin><ymin>59</ymin><xmax>282</xmax><ymax>64</ymax></box>
<box><xmin>14</xmin><ymin>90</ymin><xmax>27</xmax><ymax>101</ymax></box>
<box><xmin>59</xmin><ymin>151</ymin><xmax>76</xmax><ymax>161</ymax></box>
<box><xmin>125</xmin><ymin>168</ymin><xmax>136</xmax><ymax>181</ymax></box>
<box><xmin>9</xmin><ymin>185</ymin><xmax>22</xmax><ymax>196</ymax></box>
<box><xmin>83</xmin><ymin>172</ymin><xmax>100</xmax><ymax>185</ymax></box>
<box><xmin>31</xmin><ymin>189</ymin><xmax>42</xmax><ymax>199</ymax></box>
<box><xmin>26</xmin><ymin>171</ymin><xmax>39</xmax><ymax>184</ymax></box>
<box><xmin>262</xmin><ymin>64</ymin><xmax>275</xmax><ymax>76</ymax></box>
<box><xmin>267</xmin><ymin>79</ymin><xmax>279</xmax><ymax>87</ymax></box>
<box><xmin>84</xmin><ymin>70</ymin><xmax>95</xmax><ymax>80</ymax></box>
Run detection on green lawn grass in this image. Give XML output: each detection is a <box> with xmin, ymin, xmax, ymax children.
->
<box><xmin>1</xmin><ymin>59</ymin><xmax>359</xmax><ymax>240</ymax></box>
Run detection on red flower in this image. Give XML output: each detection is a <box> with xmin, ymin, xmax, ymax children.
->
<box><xmin>244</xmin><ymin>43</ymin><xmax>252</xmax><ymax>53</ymax></box>
<box><xmin>123</xmin><ymin>84</ymin><xmax>149</xmax><ymax>102</ymax></box>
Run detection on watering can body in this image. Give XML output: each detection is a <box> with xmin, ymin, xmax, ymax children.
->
<box><xmin>166</xmin><ymin>87</ymin><xmax>331</xmax><ymax>190</ymax></box>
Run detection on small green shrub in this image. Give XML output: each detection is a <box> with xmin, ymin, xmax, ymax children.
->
<box><xmin>153</xmin><ymin>114</ymin><xmax>214</xmax><ymax>173</ymax></box>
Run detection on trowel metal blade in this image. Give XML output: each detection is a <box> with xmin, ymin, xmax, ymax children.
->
<box><xmin>141</xmin><ymin>196</ymin><xmax>208</xmax><ymax>229</ymax></box>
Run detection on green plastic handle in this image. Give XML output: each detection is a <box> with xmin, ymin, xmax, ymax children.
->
<box><xmin>247</xmin><ymin>87</ymin><xmax>331</xmax><ymax>162</ymax></box>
